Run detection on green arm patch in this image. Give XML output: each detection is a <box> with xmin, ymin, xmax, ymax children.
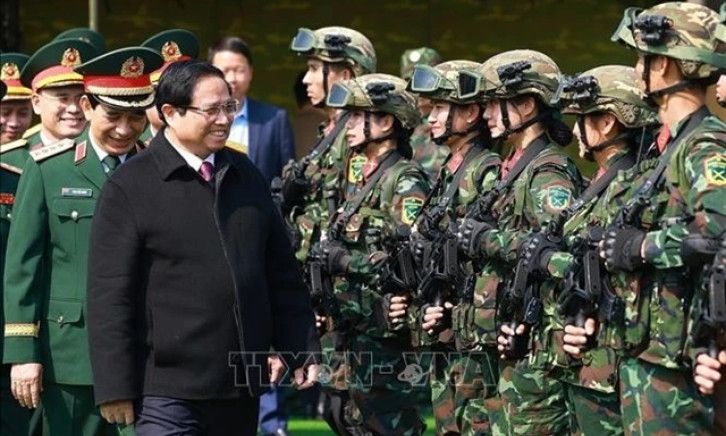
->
<box><xmin>348</xmin><ymin>155</ymin><xmax>368</xmax><ymax>183</ymax></box>
<box><xmin>402</xmin><ymin>196</ymin><xmax>424</xmax><ymax>225</ymax></box>
<box><xmin>546</xmin><ymin>186</ymin><xmax>572</xmax><ymax>211</ymax></box>
<box><xmin>704</xmin><ymin>154</ymin><xmax>726</xmax><ymax>186</ymax></box>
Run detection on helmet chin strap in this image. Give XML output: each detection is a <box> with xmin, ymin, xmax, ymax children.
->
<box><xmin>314</xmin><ymin>63</ymin><xmax>331</xmax><ymax>109</ymax></box>
<box><xmin>430</xmin><ymin>105</ymin><xmax>482</xmax><ymax>145</ymax></box>
<box><xmin>641</xmin><ymin>55</ymin><xmax>693</xmax><ymax>105</ymax></box>
<box><xmin>351</xmin><ymin>112</ymin><xmax>396</xmax><ymax>153</ymax></box>
<box><xmin>576</xmin><ymin>116</ymin><xmax>631</xmax><ymax>162</ymax></box>
<box><xmin>498</xmin><ymin>99</ymin><xmax>549</xmax><ymax>139</ymax></box>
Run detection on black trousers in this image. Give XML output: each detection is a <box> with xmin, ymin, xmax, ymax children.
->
<box><xmin>134</xmin><ymin>395</ymin><xmax>260</xmax><ymax>436</ymax></box>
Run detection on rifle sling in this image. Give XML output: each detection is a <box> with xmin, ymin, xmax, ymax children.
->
<box><xmin>332</xmin><ymin>151</ymin><xmax>402</xmax><ymax>233</ymax></box>
<box><xmin>308</xmin><ymin>112</ymin><xmax>351</xmax><ymax>160</ymax></box>
<box><xmin>492</xmin><ymin>133</ymin><xmax>550</xmax><ymax>195</ymax></box>
<box><xmin>565</xmin><ymin>152</ymin><xmax>636</xmax><ymax>216</ymax></box>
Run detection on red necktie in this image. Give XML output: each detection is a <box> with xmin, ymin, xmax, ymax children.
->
<box><xmin>199</xmin><ymin>161</ymin><xmax>214</xmax><ymax>183</ymax></box>
<box><xmin>656</xmin><ymin>124</ymin><xmax>671</xmax><ymax>154</ymax></box>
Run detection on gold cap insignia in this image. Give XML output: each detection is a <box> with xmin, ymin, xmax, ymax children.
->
<box><xmin>61</xmin><ymin>48</ymin><xmax>82</xmax><ymax>67</ymax></box>
<box><xmin>161</xmin><ymin>41</ymin><xmax>182</xmax><ymax>62</ymax></box>
<box><xmin>409</xmin><ymin>51</ymin><xmax>421</xmax><ymax>62</ymax></box>
<box><xmin>120</xmin><ymin>57</ymin><xmax>144</xmax><ymax>78</ymax></box>
<box><xmin>1</xmin><ymin>62</ymin><xmax>19</xmax><ymax>80</ymax></box>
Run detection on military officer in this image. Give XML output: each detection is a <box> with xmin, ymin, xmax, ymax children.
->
<box><xmin>399</xmin><ymin>47</ymin><xmax>449</xmax><ymax>179</ymax></box>
<box><xmin>455</xmin><ymin>50</ymin><xmax>583</xmax><ymax>435</ymax></box>
<box><xmin>0</xmin><ymin>53</ymin><xmax>33</xmax><ymax>145</ymax></box>
<box><xmin>139</xmin><ymin>28</ymin><xmax>200</xmax><ymax>146</ymax></box>
<box><xmin>322</xmin><ymin>73</ymin><xmax>430</xmax><ymax>435</ymax></box>
<box><xmin>3</xmin><ymin>46</ymin><xmax>162</xmax><ymax>436</ymax></box>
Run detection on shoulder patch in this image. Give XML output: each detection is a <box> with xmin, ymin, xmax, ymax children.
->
<box><xmin>30</xmin><ymin>138</ymin><xmax>75</xmax><ymax>162</ymax></box>
<box><xmin>402</xmin><ymin>196</ymin><xmax>425</xmax><ymax>225</ymax></box>
<box><xmin>0</xmin><ymin>162</ymin><xmax>23</xmax><ymax>175</ymax></box>
<box><xmin>21</xmin><ymin>123</ymin><xmax>42</xmax><ymax>140</ymax></box>
<box><xmin>348</xmin><ymin>155</ymin><xmax>367</xmax><ymax>183</ymax></box>
<box><xmin>704</xmin><ymin>154</ymin><xmax>726</xmax><ymax>186</ymax></box>
<box><xmin>546</xmin><ymin>186</ymin><xmax>572</xmax><ymax>210</ymax></box>
<box><xmin>0</xmin><ymin>138</ymin><xmax>27</xmax><ymax>154</ymax></box>
<box><xmin>225</xmin><ymin>141</ymin><xmax>247</xmax><ymax>154</ymax></box>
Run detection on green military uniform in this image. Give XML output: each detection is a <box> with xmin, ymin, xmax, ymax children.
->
<box><xmin>601</xmin><ymin>3</ymin><xmax>726</xmax><ymax>435</ymax></box>
<box><xmin>324</xmin><ymin>73</ymin><xmax>430</xmax><ymax>435</ymax></box>
<box><xmin>400</xmin><ymin>47</ymin><xmax>448</xmax><ymax>178</ymax></box>
<box><xmin>3</xmin><ymin>46</ymin><xmax>162</xmax><ymax>436</ymax></box>
<box><xmin>405</xmin><ymin>60</ymin><xmax>502</xmax><ymax>436</ymax></box>
<box><xmin>457</xmin><ymin>50</ymin><xmax>583</xmax><ymax>435</ymax></box>
<box><xmin>541</xmin><ymin>65</ymin><xmax>659</xmax><ymax>436</ymax></box>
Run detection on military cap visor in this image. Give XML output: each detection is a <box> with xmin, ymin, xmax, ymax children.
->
<box><xmin>21</xmin><ymin>39</ymin><xmax>100</xmax><ymax>90</ymax></box>
<box><xmin>1</xmin><ymin>53</ymin><xmax>32</xmax><ymax>100</ymax></box>
<box><xmin>53</xmin><ymin>27</ymin><xmax>106</xmax><ymax>53</ymax></box>
<box><xmin>74</xmin><ymin>47</ymin><xmax>164</xmax><ymax>110</ymax></box>
<box><xmin>141</xmin><ymin>29</ymin><xmax>200</xmax><ymax>83</ymax></box>
<box><xmin>0</xmin><ymin>81</ymin><xmax>7</xmax><ymax>100</ymax></box>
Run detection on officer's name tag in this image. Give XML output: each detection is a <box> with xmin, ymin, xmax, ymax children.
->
<box><xmin>61</xmin><ymin>188</ymin><xmax>93</xmax><ymax>198</ymax></box>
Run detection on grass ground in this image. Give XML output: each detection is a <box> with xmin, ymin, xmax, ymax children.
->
<box><xmin>287</xmin><ymin>417</ymin><xmax>437</xmax><ymax>436</ymax></box>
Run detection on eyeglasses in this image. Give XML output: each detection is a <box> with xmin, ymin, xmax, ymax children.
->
<box><xmin>408</xmin><ymin>65</ymin><xmax>456</xmax><ymax>94</ymax></box>
<box><xmin>178</xmin><ymin>99</ymin><xmax>240</xmax><ymax>119</ymax></box>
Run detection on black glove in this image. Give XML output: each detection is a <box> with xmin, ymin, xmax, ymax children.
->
<box><xmin>602</xmin><ymin>227</ymin><xmax>646</xmax><ymax>272</ymax></box>
<box><xmin>321</xmin><ymin>240</ymin><xmax>351</xmax><ymax>275</ymax></box>
<box><xmin>519</xmin><ymin>232</ymin><xmax>558</xmax><ymax>276</ymax></box>
<box><xmin>458</xmin><ymin>218</ymin><xmax>493</xmax><ymax>259</ymax></box>
<box><xmin>680</xmin><ymin>234</ymin><xmax>722</xmax><ymax>267</ymax></box>
<box><xmin>411</xmin><ymin>232</ymin><xmax>433</xmax><ymax>268</ymax></box>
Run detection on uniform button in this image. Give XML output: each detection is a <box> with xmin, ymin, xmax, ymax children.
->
<box><xmin>57</xmin><ymin>315</ymin><xmax>64</xmax><ymax>324</ymax></box>
<box><xmin>71</xmin><ymin>211</ymin><xmax>79</xmax><ymax>221</ymax></box>
<box><xmin>6</xmin><ymin>213</ymin><xmax>10</xmax><ymax>219</ymax></box>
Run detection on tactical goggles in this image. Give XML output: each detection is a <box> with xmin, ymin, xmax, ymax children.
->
<box><xmin>408</xmin><ymin>65</ymin><xmax>455</xmax><ymax>93</ymax></box>
<box><xmin>457</xmin><ymin>70</ymin><xmax>484</xmax><ymax>100</ymax></box>
<box><xmin>611</xmin><ymin>7</ymin><xmax>643</xmax><ymax>46</ymax></box>
<box><xmin>327</xmin><ymin>80</ymin><xmax>396</xmax><ymax>109</ymax></box>
<box><xmin>290</xmin><ymin>28</ymin><xmax>352</xmax><ymax>56</ymax></box>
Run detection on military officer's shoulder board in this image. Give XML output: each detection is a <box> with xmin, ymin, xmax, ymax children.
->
<box><xmin>30</xmin><ymin>138</ymin><xmax>75</xmax><ymax>162</ymax></box>
<box><xmin>21</xmin><ymin>123</ymin><xmax>42</xmax><ymax>139</ymax></box>
<box><xmin>0</xmin><ymin>162</ymin><xmax>23</xmax><ymax>175</ymax></box>
<box><xmin>0</xmin><ymin>138</ymin><xmax>27</xmax><ymax>154</ymax></box>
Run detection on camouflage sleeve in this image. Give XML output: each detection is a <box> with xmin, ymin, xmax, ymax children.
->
<box><xmin>482</xmin><ymin>165</ymin><xmax>578</xmax><ymax>263</ymax></box>
<box><xmin>546</xmin><ymin>251</ymin><xmax>575</xmax><ymax>280</ymax></box>
<box><xmin>347</xmin><ymin>167</ymin><xmax>430</xmax><ymax>276</ymax></box>
<box><xmin>474</xmin><ymin>153</ymin><xmax>501</xmax><ymax>195</ymax></box>
<box><xmin>642</xmin><ymin>141</ymin><xmax>726</xmax><ymax>269</ymax></box>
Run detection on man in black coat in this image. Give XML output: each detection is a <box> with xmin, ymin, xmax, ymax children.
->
<box><xmin>86</xmin><ymin>60</ymin><xmax>319</xmax><ymax>436</ymax></box>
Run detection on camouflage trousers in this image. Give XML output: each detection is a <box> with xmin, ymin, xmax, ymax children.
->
<box><xmin>347</xmin><ymin>333</ymin><xmax>427</xmax><ymax>436</ymax></box>
<box><xmin>618</xmin><ymin>358</ymin><xmax>716</xmax><ymax>436</ymax></box>
<box><xmin>430</xmin><ymin>347</ymin><xmax>503</xmax><ymax>436</ymax></box>
<box><xmin>498</xmin><ymin>360</ymin><xmax>569</xmax><ymax>435</ymax></box>
<box><xmin>563</xmin><ymin>383</ymin><xmax>622</xmax><ymax>436</ymax></box>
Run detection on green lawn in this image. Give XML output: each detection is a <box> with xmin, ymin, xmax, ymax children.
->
<box><xmin>288</xmin><ymin>417</ymin><xmax>437</xmax><ymax>436</ymax></box>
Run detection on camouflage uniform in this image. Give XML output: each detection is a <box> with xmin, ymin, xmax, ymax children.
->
<box><xmin>458</xmin><ymin>50</ymin><xmax>583</xmax><ymax>435</ymax></box>
<box><xmin>284</xmin><ymin>28</ymin><xmax>377</xmax><ymax>434</ymax></box>
<box><xmin>406</xmin><ymin>60</ymin><xmax>502</xmax><ymax>436</ymax></box>
<box><xmin>603</xmin><ymin>3</ymin><xmax>726</xmax><ymax>434</ymax></box>
<box><xmin>400</xmin><ymin>47</ymin><xmax>449</xmax><ymax>178</ymax></box>
<box><xmin>325</xmin><ymin>74</ymin><xmax>430</xmax><ymax>435</ymax></box>
<box><xmin>544</xmin><ymin>66</ymin><xmax>658</xmax><ymax>436</ymax></box>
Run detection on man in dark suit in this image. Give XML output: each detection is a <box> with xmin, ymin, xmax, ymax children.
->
<box><xmin>209</xmin><ymin>36</ymin><xmax>295</xmax><ymax>183</ymax></box>
<box><xmin>86</xmin><ymin>60</ymin><xmax>319</xmax><ymax>436</ymax></box>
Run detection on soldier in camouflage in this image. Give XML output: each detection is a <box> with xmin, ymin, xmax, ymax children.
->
<box><xmin>455</xmin><ymin>49</ymin><xmax>583</xmax><ymax>435</ymax></box>
<box><xmin>322</xmin><ymin>73</ymin><xmax>430</xmax><ymax>435</ymax></box>
<box><xmin>282</xmin><ymin>26</ymin><xmax>377</xmax><ymax>436</ymax></box>
<box><xmin>534</xmin><ymin>65</ymin><xmax>659</xmax><ymax>436</ymax></box>
<box><xmin>391</xmin><ymin>60</ymin><xmax>501</xmax><ymax>435</ymax></box>
<box><xmin>400</xmin><ymin>47</ymin><xmax>450</xmax><ymax>179</ymax></box>
<box><xmin>583</xmin><ymin>3</ymin><xmax>726</xmax><ymax>434</ymax></box>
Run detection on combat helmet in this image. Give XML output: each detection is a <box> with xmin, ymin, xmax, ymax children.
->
<box><xmin>553</xmin><ymin>65</ymin><xmax>659</xmax><ymax>158</ymax></box>
<box><xmin>611</xmin><ymin>2</ymin><xmax>726</xmax><ymax>99</ymax></box>
<box><xmin>458</xmin><ymin>50</ymin><xmax>564</xmax><ymax>140</ymax></box>
<box><xmin>400</xmin><ymin>47</ymin><xmax>441</xmax><ymax>80</ymax></box>
<box><xmin>408</xmin><ymin>60</ymin><xmax>487</xmax><ymax>144</ymax></box>
<box><xmin>326</xmin><ymin>73</ymin><xmax>418</xmax><ymax>157</ymax></box>
<box><xmin>290</xmin><ymin>26</ymin><xmax>376</xmax><ymax>76</ymax></box>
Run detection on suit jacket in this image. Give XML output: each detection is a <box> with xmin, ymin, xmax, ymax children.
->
<box><xmin>86</xmin><ymin>131</ymin><xmax>318</xmax><ymax>404</ymax></box>
<box><xmin>246</xmin><ymin>98</ymin><xmax>295</xmax><ymax>183</ymax></box>
<box><xmin>3</xmin><ymin>130</ymin><xmax>117</xmax><ymax>385</ymax></box>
